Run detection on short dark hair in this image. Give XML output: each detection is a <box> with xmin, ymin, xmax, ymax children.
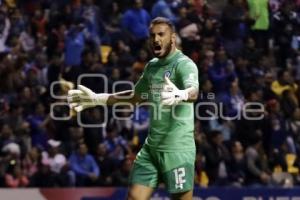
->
<box><xmin>150</xmin><ymin>17</ymin><xmax>175</xmax><ymax>32</ymax></box>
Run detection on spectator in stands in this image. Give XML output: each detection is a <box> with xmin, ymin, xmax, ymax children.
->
<box><xmin>121</xmin><ymin>0</ymin><xmax>151</xmax><ymax>51</ymax></box>
<box><xmin>69</xmin><ymin>142</ymin><xmax>99</xmax><ymax>186</ymax></box>
<box><xmin>219</xmin><ymin>80</ymin><xmax>245</xmax><ymax>119</ymax></box>
<box><xmin>0</xmin><ymin>124</ymin><xmax>19</xmax><ymax>155</ymax></box>
<box><xmin>81</xmin><ymin>0</ymin><xmax>103</xmax><ymax>51</ymax></box>
<box><xmin>227</xmin><ymin>141</ymin><xmax>247</xmax><ymax>187</ymax></box>
<box><xmin>132</xmin><ymin>105</ymin><xmax>149</xmax><ymax>146</ymax></box>
<box><xmin>235</xmin><ymin>102</ymin><xmax>264</xmax><ymax>148</ymax></box>
<box><xmin>5</xmin><ymin>162</ymin><xmax>29</xmax><ymax>188</ymax></box>
<box><xmin>271</xmin><ymin>69</ymin><xmax>298</xmax><ymax>97</ymax></box>
<box><xmin>221</xmin><ymin>0</ymin><xmax>247</xmax><ymax>57</ymax></box>
<box><xmin>102</xmin><ymin>125</ymin><xmax>132</xmax><ymax>164</ymax></box>
<box><xmin>26</xmin><ymin>102</ymin><xmax>50</xmax><ymax>149</ymax></box>
<box><xmin>64</xmin><ymin>22</ymin><xmax>85</xmax><ymax>67</ymax></box>
<box><xmin>208</xmin><ymin>48</ymin><xmax>237</xmax><ymax>100</ymax></box>
<box><xmin>0</xmin><ymin>12</ymin><xmax>11</xmax><ymax>53</ymax></box>
<box><xmin>105</xmin><ymin>40</ymin><xmax>134</xmax><ymax>81</ymax></box>
<box><xmin>281</xmin><ymin>89</ymin><xmax>299</xmax><ymax>119</ymax></box>
<box><xmin>17</xmin><ymin>87</ymin><xmax>37</xmax><ymax>116</ymax></box>
<box><xmin>46</xmin><ymin>23</ymin><xmax>65</xmax><ymax>60</ymax></box>
<box><xmin>4</xmin><ymin>103</ymin><xmax>30</xmax><ymax>146</ymax></box>
<box><xmin>203</xmin><ymin>130</ymin><xmax>230</xmax><ymax>186</ymax></box>
<box><xmin>197</xmin><ymin>76</ymin><xmax>215</xmax><ymax>133</ymax></box>
<box><xmin>201</xmin><ymin>19</ymin><xmax>218</xmax><ymax>51</ymax></box>
<box><xmin>31</xmin><ymin>8</ymin><xmax>47</xmax><ymax>37</ymax></box>
<box><xmin>260</xmin><ymin>72</ymin><xmax>277</xmax><ymax>102</ymax></box>
<box><xmin>234</xmin><ymin>56</ymin><xmax>252</xmax><ymax>91</ymax></box>
<box><xmin>81</xmin><ymin>108</ymin><xmax>105</xmax><ymax>154</ymax></box>
<box><xmin>105</xmin><ymin>50</ymin><xmax>120</xmax><ymax>79</ymax></box>
<box><xmin>9</xmin><ymin>8</ymin><xmax>26</xmax><ymax>38</ymax></box>
<box><xmin>22</xmin><ymin>147</ymin><xmax>41</xmax><ymax>178</ymax></box>
<box><xmin>79</xmin><ymin>49</ymin><xmax>104</xmax><ymax>93</ymax></box>
<box><xmin>30</xmin><ymin>160</ymin><xmax>56</xmax><ymax>187</ymax></box>
<box><xmin>64</xmin><ymin>125</ymin><xmax>84</xmax><ymax>156</ymax></box>
<box><xmin>103</xmin><ymin>1</ymin><xmax>122</xmax><ymax>34</ymax></box>
<box><xmin>208</xmin><ymin>118</ymin><xmax>233</xmax><ymax>143</ymax></box>
<box><xmin>151</xmin><ymin>0</ymin><xmax>177</xmax><ymax>23</ymax></box>
<box><xmin>19</xmin><ymin>24</ymin><xmax>36</xmax><ymax>53</ymax></box>
<box><xmin>287</xmin><ymin>108</ymin><xmax>300</xmax><ymax>151</ymax></box>
<box><xmin>95</xmin><ymin>143</ymin><xmax>115</xmax><ymax>186</ymax></box>
<box><xmin>194</xmin><ymin>147</ymin><xmax>207</xmax><ymax>187</ymax></box>
<box><xmin>41</xmin><ymin>139</ymin><xmax>67</xmax><ymax>175</ymax></box>
<box><xmin>273</xmin><ymin>1</ymin><xmax>299</xmax><ymax>67</ymax></box>
<box><xmin>199</xmin><ymin>50</ymin><xmax>215</xmax><ymax>74</ymax></box>
<box><xmin>111</xmin><ymin>158</ymin><xmax>133</xmax><ymax>186</ymax></box>
<box><xmin>175</xmin><ymin>5</ymin><xmax>192</xmax><ymax>33</ymax></box>
<box><xmin>268</xmin><ymin>143</ymin><xmax>289</xmax><ymax>173</ymax></box>
<box><xmin>132</xmin><ymin>48</ymin><xmax>149</xmax><ymax>74</ymax></box>
<box><xmin>241</xmin><ymin>37</ymin><xmax>262</xmax><ymax>67</ymax></box>
<box><xmin>109</xmin><ymin>105</ymin><xmax>133</xmax><ymax>141</ymax></box>
<box><xmin>245</xmin><ymin>135</ymin><xmax>271</xmax><ymax>186</ymax></box>
<box><xmin>46</xmin><ymin>52</ymin><xmax>63</xmax><ymax>88</ymax></box>
<box><xmin>263</xmin><ymin>99</ymin><xmax>294</xmax><ymax>156</ymax></box>
<box><xmin>247</xmin><ymin>0</ymin><xmax>270</xmax><ymax>52</ymax></box>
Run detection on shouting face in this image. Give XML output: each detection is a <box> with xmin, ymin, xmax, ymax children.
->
<box><xmin>149</xmin><ymin>23</ymin><xmax>175</xmax><ymax>58</ymax></box>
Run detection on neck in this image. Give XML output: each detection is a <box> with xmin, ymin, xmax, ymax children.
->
<box><xmin>169</xmin><ymin>45</ymin><xmax>177</xmax><ymax>56</ymax></box>
<box><xmin>161</xmin><ymin>46</ymin><xmax>177</xmax><ymax>60</ymax></box>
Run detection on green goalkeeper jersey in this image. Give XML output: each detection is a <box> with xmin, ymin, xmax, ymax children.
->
<box><xmin>134</xmin><ymin>49</ymin><xmax>199</xmax><ymax>152</ymax></box>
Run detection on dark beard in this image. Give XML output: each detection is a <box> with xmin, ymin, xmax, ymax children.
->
<box><xmin>157</xmin><ymin>40</ymin><xmax>172</xmax><ymax>58</ymax></box>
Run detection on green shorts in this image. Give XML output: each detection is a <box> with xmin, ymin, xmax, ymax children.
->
<box><xmin>129</xmin><ymin>145</ymin><xmax>195</xmax><ymax>193</ymax></box>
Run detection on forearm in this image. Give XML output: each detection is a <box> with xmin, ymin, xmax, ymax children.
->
<box><xmin>106</xmin><ymin>90</ymin><xmax>145</xmax><ymax>105</ymax></box>
<box><xmin>184</xmin><ymin>87</ymin><xmax>199</xmax><ymax>102</ymax></box>
<box><xmin>68</xmin><ymin>85</ymin><xmax>146</xmax><ymax>112</ymax></box>
<box><xmin>107</xmin><ymin>90</ymin><xmax>133</xmax><ymax>105</ymax></box>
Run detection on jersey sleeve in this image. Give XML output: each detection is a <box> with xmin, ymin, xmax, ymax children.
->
<box><xmin>134</xmin><ymin>64</ymin><xmax>149</xmax><ymax>96</ymax></box>
<box><xmin>176</xmin><ymin>60</ymin><xmax>199</xmax><ymax>90</ymax></box>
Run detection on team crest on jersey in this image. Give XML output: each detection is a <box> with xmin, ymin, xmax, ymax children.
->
<box><xmin>164</xmin><ymin>70</ymin><xmax>171</xmax><ymax>78</ymax></box>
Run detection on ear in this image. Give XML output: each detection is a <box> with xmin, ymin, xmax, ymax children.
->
<box><xmin>171</xmin><ymin>33</ymin><xmax>176</xmax><ymax>44</ymax></box>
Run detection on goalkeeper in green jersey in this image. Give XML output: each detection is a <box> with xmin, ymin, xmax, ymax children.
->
<box><xmin>67</xmin><ymin>17</ymin><xmax>199</xmax><ymax>200</ymax></box>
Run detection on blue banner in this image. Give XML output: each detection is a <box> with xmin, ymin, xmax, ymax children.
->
<box><xmin>83</xmin><ymin>187</ymin><xmax>300</xmax><ymax>200</ymax></box>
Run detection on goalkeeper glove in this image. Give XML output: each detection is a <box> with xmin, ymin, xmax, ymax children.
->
<box><xmin>160</xmin><ymin>76</ymin><xmax>189</xmax><ymax>105</ymax></box>
<box><xmin>67</xmin><ymin>85</ymin><xmax>109</xmax><ymax>112</ymax></box>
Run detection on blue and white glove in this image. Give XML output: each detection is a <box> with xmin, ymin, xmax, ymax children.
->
<box><xmin>67</xmin><ymin>85</ymin><xmax>109</xmax><ymax>112</ymax></box>
<box><xmin>160</xmin><ymin>76</ymin><xmax>189</xmax><ymax>105</ymax></box>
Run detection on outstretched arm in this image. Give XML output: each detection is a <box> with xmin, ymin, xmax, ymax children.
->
<box><xmin>106</xmin><ymin>90</ymin><xmax>144</xmax><ymax>105</ymax></box>
<box><xmin>67</xmin><ymin>85</ymin><xmax>144</xmax><ymax>112</ymax></box>
<box><xmin>184</xmin><ymin>86</ymin><xmax>199</xmax><ymax>102</ymax></box>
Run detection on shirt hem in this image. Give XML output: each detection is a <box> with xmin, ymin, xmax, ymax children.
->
<box><xmin>144</xmin><ymin>143</ymin><xmax>195</xmax><ymax>152</ymax></box>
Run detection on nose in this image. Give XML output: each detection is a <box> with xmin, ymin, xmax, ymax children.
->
<box><xmin>153</xmin><ymin>35</ymin><xmax>159</xmax><ymax>43</ymax></box>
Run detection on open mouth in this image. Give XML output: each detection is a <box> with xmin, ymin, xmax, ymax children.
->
<box><xmin>154</xmin><ymin>45</ymin><xmax>161</xmax><ymax>51</ymax></box>
<box><xmin>153</xmin><ymin>45</ymin><xmax>162</xmax><ymax>54</ymax></box>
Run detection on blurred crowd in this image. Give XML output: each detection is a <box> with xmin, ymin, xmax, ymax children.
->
<box><xmin>0</xmin><ymin>0</ymin><xmax>300</xmax><ymax>188</ymax></box>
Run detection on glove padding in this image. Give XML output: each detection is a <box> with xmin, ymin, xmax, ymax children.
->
<box><xmin>160</xmin><ymin>76</ymin><xmax>188</xmax><ymax>105</ymax></box>
<box><xmin>67</xmin><ymin>85</ymin><xmax>109</xmax><ymax>112</ymax></box>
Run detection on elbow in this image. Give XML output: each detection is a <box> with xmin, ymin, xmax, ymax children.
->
<box><xmin>189</xmin><ymin>89</ymin><xmax>199</xmax><ymax>102</ymax></box>
<box><xmin>193</xmin><ymin>90</ymin><xmax>199</xmax><ymax>101</ymax></box>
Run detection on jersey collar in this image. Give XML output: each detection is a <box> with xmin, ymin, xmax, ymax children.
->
<box><xmin>157</xmin><ymin>49</ymin><xmax>181</xmax><ymax>66</ymax></box>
